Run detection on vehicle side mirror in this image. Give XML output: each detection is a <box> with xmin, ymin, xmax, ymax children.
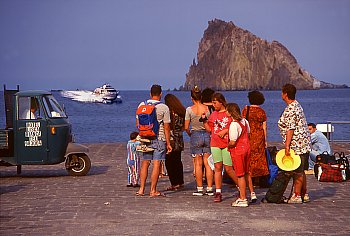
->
<box><xmin>62</xmin><ymin>104</ymin><xmax>68</xmax><ymax>117</ymax></box>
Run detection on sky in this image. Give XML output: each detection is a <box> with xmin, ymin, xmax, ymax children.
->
<box><xmin>0</xmin><ymin>0</ymin><xmax>349</xmax><ymax>91</ymax></box>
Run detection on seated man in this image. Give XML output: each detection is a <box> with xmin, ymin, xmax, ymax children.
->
<box><xmin>307</xmin><ymin>123</ymin><xmax>331</xmax><ymax>174</ymax></box>
<box><xmin>21</xmin><ymin>97</ymin><xmax>39</xmax><ymax>120</ymax></box>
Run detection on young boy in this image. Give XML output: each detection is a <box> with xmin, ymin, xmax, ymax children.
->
<box><xmin>126</xmin><ymin>131</ymin><xmax>141</xmax><ymax>187</ymax></box>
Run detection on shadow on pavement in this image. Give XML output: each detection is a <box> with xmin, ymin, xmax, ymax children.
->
<box><xmin>309</xmin><ymin>186</ymin><xmax>337</xmax><ymax>200</ymax></box>
<box><xmin>0</xmin><ymin>165</ymin><xmax>109</xmax><ymax>178</ymax></box>
<box><xmin>0</xmin><ymin>183</ymin><xmax>27</xmax><ymax>195</ymax></box>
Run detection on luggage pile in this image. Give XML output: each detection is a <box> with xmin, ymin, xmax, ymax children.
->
<box><xmin>314</xmin><ymin>152</ymin><xmax>350</xmax><ymax>182</ymax></box>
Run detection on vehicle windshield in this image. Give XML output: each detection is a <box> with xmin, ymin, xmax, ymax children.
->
<box><xmin>42</xmin><ymin>95</ymin><xmax>67</xmax><ymax>118</ymax></box>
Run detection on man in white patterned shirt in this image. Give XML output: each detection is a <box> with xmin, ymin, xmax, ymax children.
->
<box><xmin>278</xmin><ymin>83</ymin><xmax>311</xmax><ymax>204</ymax></box>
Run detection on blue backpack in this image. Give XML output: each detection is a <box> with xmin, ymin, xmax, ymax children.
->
<box><xmin>266</xmin><ymin>148</ymin><xmax>279</xmax><ymax>186</ymax></box>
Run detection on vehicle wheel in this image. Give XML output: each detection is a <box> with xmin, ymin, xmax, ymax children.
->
<box><xmin>66</xmin><ymin>154</ymin><xmax>91</xmax><ymax>176</ymax></box>
<box><xmin>17</xmin><ymin>165</ymin><xmax>22</xmax><ymax>175</ymax></box>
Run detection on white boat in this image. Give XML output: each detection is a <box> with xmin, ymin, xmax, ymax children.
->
<box><xmin>92</xmin><ymin>83</ymin><xmax>122</xmax><ymax>103</ymax></box>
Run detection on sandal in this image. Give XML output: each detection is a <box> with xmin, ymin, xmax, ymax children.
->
<box><xmin>165</xmin><ymin>186</ymin><xmax>177</xmax><ymax>191</ymax></box>
<box><xmin>135</xmin><ymin>191</ymin><xmax>144</xmax><ymax>196</ymax></box>
<box><xmin>149</xmin><ymin>191</ymin><xmax>166</xmax><ymax>197</ymax></box>
<box><xmin>174</xmin><ymin>184</ymin><xmax>184</xmax><ymax>190</ymax></box>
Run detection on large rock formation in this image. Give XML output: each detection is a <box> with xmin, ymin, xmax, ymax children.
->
<box><xmin>184</xmin><ymin>19</ymin><xmax>324</xmax><ymax>90</ymax></box>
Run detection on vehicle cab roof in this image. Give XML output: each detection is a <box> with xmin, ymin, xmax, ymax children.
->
<box><xmin>15</xmin><ymin>90</ymin><xmax>52</xmax><ymax>97</ymax></box>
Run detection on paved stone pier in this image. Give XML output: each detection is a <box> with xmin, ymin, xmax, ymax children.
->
<box><xmin>1</xmin><ymin>142</ymin><xmax>349</xmax><ymax>235</ymax></box>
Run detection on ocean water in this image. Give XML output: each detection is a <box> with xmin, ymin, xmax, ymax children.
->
<box><xmin>0</xmin><ymin>89</ymin><xmax>349</xmax><ymax>143</ymax></box>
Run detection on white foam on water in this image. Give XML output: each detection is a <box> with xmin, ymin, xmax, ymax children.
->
<box><xmin>60</xmin><ymin>90</ymin><xmax>104</xmax><ymax>103</ymax></box>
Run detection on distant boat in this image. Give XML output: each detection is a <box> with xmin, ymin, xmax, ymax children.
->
<box><xmin>92</xmin><ymin>83</ymin><xmax>122</xmax><ymax>104</ymax></box>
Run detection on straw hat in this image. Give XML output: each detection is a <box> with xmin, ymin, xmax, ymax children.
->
<box><xmin>276</xmin><ymin>149</ymin><xmax>301</xmax><ymax>171</ymax></box>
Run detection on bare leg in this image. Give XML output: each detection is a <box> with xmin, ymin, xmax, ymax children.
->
<box><xmin>150</xmin><ymin>160</ymin><xmax>161</xmax><ymax>194</ymax></box>
<box><xmin>246</xmin><ymin>174</ymin><xmax>254</xmax><ymax>194</ymax></box>
<box><xmin>203</xmin><ymin>153</ymin><xmax>213</xmax><ymax>187</ymax></box>
<box><xmin>192</xmin><ymin>158</ymin><xmax>196</xmax><ymax>177</ymax></box>
<box><xmin>194</xmin><ymin>155</ymin><xmax>203</xmax><ymax>187</ymax></box>
<box><xmin>214</xmin><ymin>162</ymin><xmax>223</xmax><ymax>190</ymax></box>
<box><xmin>293</xmin><ymin>173</ymin><xmax>303</xmax><ymax>195</ymax></box>
<box><xmin>138</xmin><ymin>160</ymin><xmax>150</xmax><ymax>194</ymax></box>
<box><xmin>237</xmin><ymin>175</ymin><xmax>247</xmax><ymax>199</ymax></box>
<box><xmin>224</xmin><ymin>165</ymin><xmax>238</xmax><ymax>185</ymax></box>
<box><xmin>301</xmin><ymin>172</ymin><xmax>307</xmax><ymax>195</ymax></box>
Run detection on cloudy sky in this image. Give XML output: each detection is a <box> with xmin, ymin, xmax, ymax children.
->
<box><xmin>0</xmin><ymin>0</ymin><xmax>349</xmax><ymax>90</ymax></box>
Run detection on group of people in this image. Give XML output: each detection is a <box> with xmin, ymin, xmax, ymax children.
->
<box><xmin>126</xmin><ymin>83</ymin><xmax>330</xmax><ymax>206</ymax></box>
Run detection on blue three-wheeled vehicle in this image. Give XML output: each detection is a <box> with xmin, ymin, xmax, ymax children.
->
<box><xmin>0</xmin><ymin>85</ymin><xmax>91</xmax><ymax>176</ymax></box>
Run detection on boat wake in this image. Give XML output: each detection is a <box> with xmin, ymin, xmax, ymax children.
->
<box><xmin>61</xmin><ymin>84</ymin><xmax>122</xmax><ymax>104</ymax></box>
<box><xmin>61</xmin><ymin>90</ymin><xmax>106</xmax><ymax>103</ymax></box>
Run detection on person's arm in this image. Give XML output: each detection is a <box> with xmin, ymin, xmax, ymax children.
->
<box><xmin>203</xmin><ymin>120</ymin><xmax>211</xmax><ymax>133</ymax></box>
<box><xmin>263</xmin><ymin>121</ymin><xmax>267</xmax><ymax>148</ymax></box>
<box><xmin>284</xmin><ymin>107</ymin><xmax>296</xmax><ymax>156</ymax></box>
<box><xmin>310</xmin><ymin>133</ymin><xmax>317</xmax><ymax>145</ymax></box>
<box><xmin>228</xmin><ymin>122</ymin><xmax>239</xmax><ymax>148</ymax></box>
<box><xmin>135</xmin><ymin>102</ymin><xmax>141</xmax><ymax>128</ymax></box>
<box><xmin>164</xmin><ymin>122</ymin><xmax>172</xmax><ymax>154</ymax></box>
<box><xmin>285</xmin><ymin>129</ymin><xmax>294</xmax><ymax>156</ymax></box>
<box><xmin>184</xmin><ymin>108</ymin><xmax>192</xmax><ymax>136</ymax></box>
<box><xmin>202</xmin><ymin>111</ymin><xmax>212</xmax><ymax>133</ymax></box>
<box><xmin>217</xmin><ymin>129</ymin><xmax>228</xmax><ymax>138</ymax></box>
<box><xmin>228</xmin><ymin>139</ymin><xmax>236</xmax><ymax>149</ymax></box>
<box><xmin>184</xmin><ymin>119</ymin><xmax>191</xmax><ymax>136</ymax></box>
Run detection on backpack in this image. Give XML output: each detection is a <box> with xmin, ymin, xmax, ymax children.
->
<box><xmin>262</xmin><ymin>171</ymin><xmax>293</xmax><ymax>203</ymax></box>
<box><xmin>266</xmin><ymin>148</ymin><xmax>279</xmax><ymax>186</ymax></box>
<box><xmin>136</xmin><ymin>101</ymin><xmax>161</xmax><ymax>138</ymax></box>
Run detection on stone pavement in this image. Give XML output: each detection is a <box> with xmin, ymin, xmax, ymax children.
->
<box><xmin>1</xmin><ymin>142</ymin><xmax>349</xmax><ymax>236</ymax></box>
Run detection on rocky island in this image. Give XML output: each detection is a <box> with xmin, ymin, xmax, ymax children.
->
<box><xmin>184</xmin><ymin>19</ymin><xmax>347</xmax><ymax>90</ymax></box>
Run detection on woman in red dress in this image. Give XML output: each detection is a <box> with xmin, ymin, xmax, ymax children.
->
<box><xmin>242</xmin><ymin>91</ymin><xmax>269</xmax><ymax>187</ymax></box>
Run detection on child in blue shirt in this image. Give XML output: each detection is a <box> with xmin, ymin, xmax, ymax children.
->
<box><xmin>126</xmin><ymin>132</ymin><xmax>141</xmax><ymax>187</ymax></box>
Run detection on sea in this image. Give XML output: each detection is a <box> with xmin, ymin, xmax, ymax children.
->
<box><xmin>0</xmin><ymin>89</ymin><xmax>349</xmax><ymax>144</ymax></box>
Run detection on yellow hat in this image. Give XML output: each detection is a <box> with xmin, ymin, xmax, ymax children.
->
<box><xmin>276</xmin><ymin>149</ymin><xmax>301</xmax><ymax>171</ymax></box>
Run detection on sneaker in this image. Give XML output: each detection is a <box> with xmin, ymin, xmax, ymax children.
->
<box><xmin>231</xmin><ymin>198</ymin><xmax>249</xmax><ymax>207</ymax></box>
<box><xmin>302</xmin><ymin>193</ymin><xmax>310</xmax><ymax>203</ymax></box>
<box><xmin>288</xmin><ymin>193</ymin><xmax>303</xmax><ymax>204</ymax></box>
<box><xmin>250</xmin><ymin>192</ymin><xmax>257</xmax><ymax>203</ymax></box>
<box><xmin>213</xmin><ymin>192</ymin><xmax>222</xmax><ymax>202</ymax></box>
<box><xmin>305</xmin><ymin>169</ymin><xmax>314</xmax><ymax>175</ymax></box>
<box><xmin>205</xmin><ymin>189</ymin><xmax>214</xmax><ymax>196</ymax></box>
<box><xmin>193</xmin><ymin>190</ymin><xmax>204</xmax><ymax>196</ymax></box>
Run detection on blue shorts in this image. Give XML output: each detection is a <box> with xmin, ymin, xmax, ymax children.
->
<box><xmin>190</xmin><ymin>130</ymin><xmax>211</xmax><ymax>156</ymax></box>
<box><xmin>140</xmin><ymin>139</ymin><xmax>166</xmax><ymax>161</ymax></box>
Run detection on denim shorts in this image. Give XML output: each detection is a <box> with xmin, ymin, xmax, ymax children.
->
<box><xmin>141</xmin><ymin>139</ymin><xmax>166</xmax><ymax>161</ymax></box>
<box><xmin>190</xmin><ymin>130</ymin><xmax>211</xmax><ymax>156</ymax></box>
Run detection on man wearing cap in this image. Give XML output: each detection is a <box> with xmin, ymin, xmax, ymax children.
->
<box><xmin>278</xmin><ymin>84</ymin><xmax>311</xmax><ymax>204</ymax></box>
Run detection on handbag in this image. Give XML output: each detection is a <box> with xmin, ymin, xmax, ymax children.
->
<box><xmin>319</xmin><ymin>163</ymin><xmax>343</xmax><ymax>182</ymax></box>
<box><xmin>314</xmin><ymin>152</ymin><xmax>337</xmax><ymax>179</ymax></box>
<box><xmin>335</xmin><ymin>152</ymin><xmax>350</xmax><ymax>181</ymax></box>
<box><xmin>316</xmin><ymin>151</ymin><xmax>336</xmax><ymax>164</ymax></box>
